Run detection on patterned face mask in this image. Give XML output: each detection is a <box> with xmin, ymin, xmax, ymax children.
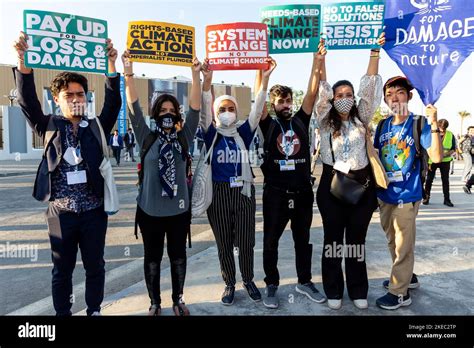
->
<box><xmin>334</xmin><ymin>98</ymin><xmax>354</xmax><ymax>114</ymax></box>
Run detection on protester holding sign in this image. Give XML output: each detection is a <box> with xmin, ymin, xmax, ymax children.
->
<box><xmin>373</xmin><ymin>76</ymin><xmax>443</xmax><ymax>310</ymax></box>
<box><xmin>256</xmin><ymin>42</ymin><xmax>326</xmax><ymax>310</ymax></box>
<box><xmin>121</xmin><ymin>50</ymin><xmax>201</xmax><ymax>316</ymax></box>
<box><xmin>13</xmin><ymin>30</ymin><xmax>121</xmax><ymax>316</ymax></box>
<box><xmin>314</xmin><ymin>33</ymin><xmax>385</xmax><ymax>311</ymax></box>
<box><xmin>199</xmin><ymin>57</ymin><xmax>277</xmax><ymax>306</ymax></box>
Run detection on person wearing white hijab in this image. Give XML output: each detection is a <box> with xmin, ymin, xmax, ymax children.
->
<box><xmin>199</xmin><ymin>57</ymin><xmax>276</xmax><ymax>306</ymax></box>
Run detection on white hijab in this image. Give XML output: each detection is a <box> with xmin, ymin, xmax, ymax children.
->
<box><xmin>213</xmin><ymin>95</ymin><xmax>253</xmax><ymax>198</ymax></box>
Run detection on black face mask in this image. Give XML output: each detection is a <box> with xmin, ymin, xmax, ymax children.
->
<box><xmin>273</xmin><ymin>105</ymin><xmax>293</xmax><ymax>120</ymax></box>
<box><xmin>156</xmin><ymin>113</ymin><xmax>179</xmax><ymax>129</ymax></box>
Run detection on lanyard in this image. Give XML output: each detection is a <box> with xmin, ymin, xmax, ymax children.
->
<box><xmin>342</xmin><ymin>121</ymin><xmax>351</xmax><ymax>162</ymax></box>
<box><xmin>275</xmin><ymin>118</ymin><xmax>294</xmax><ymax>159</ymax></box>
<box><xmin>65</xmin><ymin>124</ymin><xmax>82</xmax><ymax>170</ymax></box>
<box><xmin>222</xmin><ymin>136</ymin><xmax>239</xmax><ymax>177</ymax></box>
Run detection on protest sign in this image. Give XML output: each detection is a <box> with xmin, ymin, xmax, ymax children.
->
<box><xmin>261</xmin><ymin>4</ymin><xmax>321</xmax><ymax>54</ymax></box>
<box><xmin>384</xmin><ymin>0</ymin><xmax>474</xmax><ymax>105</ymax></box>
<box><xmin>322</xmin><ymin>1</ymin><xmax>385</xmax><ymax>49</ymax></box>
<box><xmin>206</xmin><ymin>22</ymin><xmax>268</xmax><ymax>70</ymax></box>
<box><xmin>24</xmin><ymin>10</ymin><xmax>108</xmax><ymax>74</ymax></box>
<box><xmin>127</xmin><ymin>21</ymin><xmax>195</xmax><ymax>67</ymax></box>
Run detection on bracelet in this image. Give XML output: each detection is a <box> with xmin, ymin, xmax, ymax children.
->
<box><xmin>124</xmin><ymin>73</ymin><xmax>135</xmax><ymax>77</ymax></box>
<box><xmin>431</xmin><ymin>128</ymin><xmax>440</xmax><ymax>133</ymax></box>
<box><xmin>107</xmin><ymin>72</ymin><xmax>118</xmax><ymax>77</ymax></box>
<box><xmin>370</xmin><ymin>48</ymin><xmax>380</xmax><ymax>52</ymax></box>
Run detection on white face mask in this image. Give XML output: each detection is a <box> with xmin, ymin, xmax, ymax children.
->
<box><xmin>217</xmin><ymin>111</ymin><xmax>236</xmax><ymax>127</ymax></box>
<box><xmin>333</xmin><ymin>98</ymin><xmax>354</xmax><ymax>114</ymax></box>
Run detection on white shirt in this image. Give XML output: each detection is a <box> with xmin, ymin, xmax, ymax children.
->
<box><xmin>112</xmin><ymin>135</ymin><xmax>119</xmax><ymax>147</ymax></box>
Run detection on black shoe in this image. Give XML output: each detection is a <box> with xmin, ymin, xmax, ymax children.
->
<box><xmin>383</xmin><ymin>273</ymin><xmax>420</xmax><ymax>290</ymax></box>
<box><xmin>243</xmin><ymin>281</ymin><xmax>262</xmax><ymax>302</ymax></box>
<box><xmin>376</xmin><ymin>292</ymin><xmax>411</xmax><ymax>310</ymax></box>
<box><xmin>463</xmin><ymin>185</ymin><xmax>472</xmax><ymax>194</ymax></box>
<box><xmin>444</xmin><ymin>199</ymin><xmax>454</xmax><ymax>207</ymax></box>
<box><xmin>422</xmin><ymin>197</ymin><xmax>430</xmax><ymax>205</ymax></box>
<box><xmin>221</xmin><ymin>285</ymin><xmax>235</xmax><ymax>306</ymax></box>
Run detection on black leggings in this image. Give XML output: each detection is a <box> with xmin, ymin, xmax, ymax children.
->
<box><xmin>316</xmin><ymin>164</ymin><xmax>377</xmax><ymax>300</ymax></box>
<box><xmin>425</xmin><ymin>161</ymin><xmax>451</xmax><ymax>200</ymax></box>
<box><xmin>137</xmin><ymin>206</ymin><xmax>188</xmax><ymax>306</ymax></box>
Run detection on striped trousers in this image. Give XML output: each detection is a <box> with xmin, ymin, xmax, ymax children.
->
<box><xmin>207</xmin><ymin>182</ymin><xmax>256</xmax><ymax>286</ymax></box>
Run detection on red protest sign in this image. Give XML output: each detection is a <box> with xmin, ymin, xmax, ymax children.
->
<box><xmin>206</xmin><ymin>22</ymin><xmax>268</xmax><ymax>71</ymax></box>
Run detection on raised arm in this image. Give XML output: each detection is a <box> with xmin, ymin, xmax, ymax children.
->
<box><xmin>357</xmin><ymin>33</ymin><xmax>385</xmax><ymax>126</ymax></box>
<box><xmin>200</xmin><ymin>58</ymin><xmax>213</xmax><ymax>132</ymax></box>
<box><xmin>248</xmin><ymin>57</ymin><xmax>277</xmax><ymax>130</ymax></box>
<box><xmin>189</xmin><ymin>57</ymin><xmax>201</xmax><ymax>111</ymax></box>
<box><xmin>426</xmin><ymin>105</ymin><xmax>443</xmax><ymax>163</ymax></box>
<box><xmin>121</xmin><ymin>50</ymin><xmax>150</xmax><ymax>148</ymax></box>
<box><xmin>313</xmin><ymin>39</ymin><xmax>332</xmax><ymax>126</ymax></box>
<box><xmin>97</xmin><ymin>38</ymin><xmax>122</xmax><ymax>135</ymax></box>
<box><xmin>301</xmin><ymin>40</ymin><xmax>326</xmax><ymax>115</ymax></box>
<box><xmin>13</xmin><ymin>31</ymin><xmax>49</xmax><ymax>136</ymax></box>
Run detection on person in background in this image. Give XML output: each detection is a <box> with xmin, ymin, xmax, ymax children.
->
<box><xmin>459</xmin><ymin>126</ymin><xmax>474</xmax><ymax>183</ymax></box>
<box><xmin>423</xmin><ymin>119</ymin><xmax>456</xmax><ymax>207</ymax></box>
<box><xmin>109</xmin><ymin>130</ymin><xmax>123</xmax><ymax>166</ymax></box>
<box><xmin>123</xmin><ymin>127</ymin><xmax>136</xmax><ymax>162</ymax></box>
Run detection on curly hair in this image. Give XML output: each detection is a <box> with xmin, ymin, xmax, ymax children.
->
<box><xmin>269</xmin><ymin>84</ymin><xmax>293</xmax><ymax>104</ymax></box>
<box><xmin>50</xmin><ymin>72</ymin><xmax>88</xmax><ymax>97</ymax></box>
<box><xmin>324</xmin><ymin>80</ymin><xmax>361</xmax><ymax>137</ymax></box>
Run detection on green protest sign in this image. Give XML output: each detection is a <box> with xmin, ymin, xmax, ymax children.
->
<box><xmin>322</xmin><ymin>1</ymin><xmax>385</xmax><ymax>50</ymax></box>
<box><xmin>261</xmin><ymin>5</ymin><xmax>321</xmax><ymax>54</ymax></box>
<box><xmin>23</xmin><ymin>10</ymin><xmax>108</xmax><ymax>74</ymax></box>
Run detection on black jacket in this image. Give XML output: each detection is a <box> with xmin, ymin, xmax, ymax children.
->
<box><xmin>14</xmin><ymin>69</ymin><xmax>122</xmax><ymax>202</ymax></box>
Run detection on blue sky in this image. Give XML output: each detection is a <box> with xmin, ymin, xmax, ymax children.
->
<box><xmin>1</xmin><ymin>0</ymin><xmax>473</xmax><ymax>134</ymax></box>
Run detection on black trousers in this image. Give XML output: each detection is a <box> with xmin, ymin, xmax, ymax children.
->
<box><xmin>425</xmin><ymin>161</ymin><xmax>451</xmax><ymax>200</ymax></box>
<box><xmin>316</xmin><ymin>164</ymin><xmax>377</xmax><ymax>300</ymax></box>
<box><xmin>111</xmin><ymin>146</ymin><xmax>121</xmax><ymax>165</ymax></box>
<box><xmin>263</xmin><ymin>183</ymin><xmax>314</xmax><ymax>286</ymax></box>
<box><xmin>207</xmin><ymin>182</ymin><xmax>256</xmax><ymax>286</ymax></box>
<box><xmin>46</xmin><ymin>204</ymin><xmax>107</xmax><ymax>316</ymax></box>
<box><xmin>137</xmin><ymin>206</ymin><xmax>188</xmax><ymax>306</ymax></box>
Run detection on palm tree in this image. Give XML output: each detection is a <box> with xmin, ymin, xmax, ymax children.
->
<box><xmin>458</xmin><ymin>111</ymin><xmax>471</xmax><ymax>135</ymax></box>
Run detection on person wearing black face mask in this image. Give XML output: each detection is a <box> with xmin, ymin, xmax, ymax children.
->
<box><xmin>256</xmin><ymin>39</ymin><xmax>327</xmax><ymax>310</ymax></box>
<box><xmin>121</xmin><ymin>50</ymin><xmax>202</xmax><ymax>316</ymax></box>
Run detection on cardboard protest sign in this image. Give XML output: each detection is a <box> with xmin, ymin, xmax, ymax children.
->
<box><xmin>384</xmin><ymin>0</ymin><xmax>474</xmax><ymax>105</ymax></box>
<box><xmin>261</xmin><ymin>4</ymin><xmax>322</xmax><ymax>54</ymax></box>
<box><xmin>127</xmin><ymin>21</ymin><xmax>195</xmax><ymax>67</ymax></box>
<box><xmin>23</xmin><ymin>10</ymin><xmax>108</xmax><ymax>74</ymax></box>
<box><xmin>206</xmin><ymin>22</ymin><xmax>268</xmax><ymax>70</ymax></box>
<box><xmin>322</xmin><ymin>1</ymin><xmax>385</xmax><ymax>49</ymax></box>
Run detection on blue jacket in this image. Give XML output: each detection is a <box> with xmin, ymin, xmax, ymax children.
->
<box><xmin>14</xmin><ymin>69</ymin><xmax>122</xmax><ymax>202</ymax></box>
<box><xmin>109</xmin><ymin>134</ymin><xmax>124</xmax><ymax>148</ymax></box>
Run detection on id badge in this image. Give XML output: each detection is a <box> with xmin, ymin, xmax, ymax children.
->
<box><xmin>334</xmin><ymin>160</ymin><xmax>351</xmax><ymax>174</ymax></box>
<box><xmin>230</xmin><ymin>176</ymin><xmax>244</xmax><ymax>188</ymax></box>
<box><xmin>387</xmin><ymin>171</ymin><xmax>404</xmax><ymax>183</ymax></box>
<box><xmin>66</xmin><ymin>170</ymin><xmax>87</xmax><ymax>185</ymax></box>
<box><xmin>279</xmin><ymin>159</ymin><xmax>295</xmax><ymax>171</ymax></box>
<box><xmin>162</xmin><ymin>185</ymin><xmax>178</xmax><ymax>197</ymax></box>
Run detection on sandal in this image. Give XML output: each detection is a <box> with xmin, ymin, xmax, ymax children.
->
<box><xmin>172</xmin><ymin>301</ymin><xmax>190</xmax><ymax>316</ymax></box>
<box><xmin>148</xmin><ymin>304</ymin><xmax>161</xmax><ymax>316</ymax></box>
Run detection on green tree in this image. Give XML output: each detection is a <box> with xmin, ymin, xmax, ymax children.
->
<box><xmin>458</xmin><ymin>110</ymin><xmax>471</xmax><ymax>135</ymax></box>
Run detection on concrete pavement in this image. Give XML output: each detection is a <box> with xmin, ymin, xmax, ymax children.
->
<box><xmin>1</xmin><ymin>159</ymin><xmax>473</xmax><ymax>316</ymax></box>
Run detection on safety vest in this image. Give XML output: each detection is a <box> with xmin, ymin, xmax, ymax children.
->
<box><xmin>429</xmin><ymin>130</ymin><xmax>454</xmax><ymax>164</ymax></box>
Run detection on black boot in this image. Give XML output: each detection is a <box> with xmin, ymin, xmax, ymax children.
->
<box><xmin>170</xmin><ymin>258</ymin><xmax>190</xmax><ymax>316</ymax></box>
<box><xmin>144</xmin><ymin>261</ymin><xmax>161</xmax><ymax>308</ymax></box>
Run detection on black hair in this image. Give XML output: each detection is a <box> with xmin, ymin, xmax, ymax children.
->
<box><xmin>150</xmin><ymin>94</ymin><xmax>182</xmax><ymax>122</ymax></box>
<box><xmin>324</xmin><ymin>80</ymin><xmax>361</xmax><ymax>137</ymax></box>
<box><xmin>50</xmin><ymin>72</ymin><xmax>88</xmax><ymax>97</ymax></box>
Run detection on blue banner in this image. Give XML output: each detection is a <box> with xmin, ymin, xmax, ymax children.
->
<box><xmin>118</xmin><ymin>75</ymin><xmax>127</xmax><ymax>135</ymax></box>
<box><xmin>384</xmin><ymin>0</ymin><xmax>474</xmax><ymax>105</ymax></box>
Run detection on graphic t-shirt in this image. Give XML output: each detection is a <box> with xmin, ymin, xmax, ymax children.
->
<box><xmin>259</xmin><ymin>107</ymin><xmax>311</xmax><ymax>189</ymax></box>
<box><xmin>374</xmin><ymin>114</ymin><xmax>432</xmax><ymax>204</ymax></box>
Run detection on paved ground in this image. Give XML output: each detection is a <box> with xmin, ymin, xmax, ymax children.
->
<box><xmin>0</xmin><ymin>159</ymin><xmax>473</xmax><ymax>316</ymax></box>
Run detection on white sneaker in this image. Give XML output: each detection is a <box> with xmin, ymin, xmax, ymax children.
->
<box><xmin>90</xmin><ymin>311</ymin><xmax>101</xmax><ymax>316</ymax></box>
<box><xmin>328</xmin><ymin>299</ymin><xmax>342</xmax><ymax>310</ymax></box>
<box><xmin>353</xmin><ymin>299</ymin><xmax>368</xmax><ymax>309</ymax></box>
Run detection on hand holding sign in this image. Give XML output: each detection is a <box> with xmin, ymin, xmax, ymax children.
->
<box><xmin>426</xmin><ymin>104</ymin><xmax>438</xmax><ymax>126</ymax></box>
<box><xmin>13</xmin><ymin>31</ymin><xmax>31</xmax><ymax>74</ymax></box>
<box><xmin>121</xmin><ymin>50</ymin><xmax>133</xmax><ymax>75</ymax></box>
<box><xmin>262</xmin><ymin>57</ymin><xmax>277</xmax><ymax>79</ymax></box>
